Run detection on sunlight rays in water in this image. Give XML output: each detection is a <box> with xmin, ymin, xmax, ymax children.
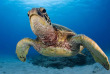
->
<box><xmin>7</xmin><ymin>0</ymin><xmax>101</xmax><ymax>9</ymax></box>
<box><xmin>9</xmin><ymin>0</ymin><xmax>73</xmax><ymax>7</ymax></box>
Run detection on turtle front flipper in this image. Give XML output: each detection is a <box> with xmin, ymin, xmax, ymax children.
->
<box><xmin>16</xmin><ymin>38</ymin><xmax>37</xmax><ymax>62</ymax></box>
<box><xmin>70</xmin><ymin>34</ymin><xmax>110</xmax><ymax>70</ymax></box>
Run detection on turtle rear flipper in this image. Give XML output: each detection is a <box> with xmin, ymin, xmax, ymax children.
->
<box><xmin>71</xmin><ymin>34</ymin><xmax>110</xmax><ymax>70</ymax></box>
<box><xmin>16</xmin><ymin>38</ymin><xmax>37</xmax><ymax>62</ymax></box>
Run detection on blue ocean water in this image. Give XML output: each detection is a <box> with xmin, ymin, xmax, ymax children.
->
<box><xmin>0</xmin><ymin>0</ymin><xmax>110</xmax><ymax>74</ymax></box>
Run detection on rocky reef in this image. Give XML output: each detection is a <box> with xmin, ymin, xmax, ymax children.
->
<box><xmin>28</xmin><ymin>49</ymin><xmax>95</xmax><ymax>69</ymax></box>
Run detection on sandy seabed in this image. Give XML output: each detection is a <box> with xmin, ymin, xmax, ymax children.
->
<box><xmin>0</xmin><ymin>54</ymin><xmax>110</xmax><ymax>74</ymax></box>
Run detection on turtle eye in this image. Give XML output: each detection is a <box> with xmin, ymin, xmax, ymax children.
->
<box><xmin>42</xmin><ymin>9</ymin><xmax>46</xmax><ymax>13</ymax></box>
<box><xmin>40</xmin><ymin>7</ymin><xmax>46</xmax><ymax>13</ymax></box>
<box><xmin>27</xmin><ymin>11</ymin><xmax>30</xmax><ymax>16</ymax></box>
<box><xmin>27</xmin><ymin>13</ymin><xmax>29</xmax><ymax>16</ymax></box>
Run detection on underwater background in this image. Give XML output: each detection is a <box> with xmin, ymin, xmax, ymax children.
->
<box><xmin>0</xmin><ymin>0</ymin><xmax>110</xmax><ymax>74</ymax></box>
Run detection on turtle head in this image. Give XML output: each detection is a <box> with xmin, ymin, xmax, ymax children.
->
<box><xmin>28</xmin><ymin>7</ymin><xmax>55</xmax><ymax>40</ymax></box>
<box><xmin>28</xmin><ymin>7</ymin><xmax>51</xmax><ymax>25</ymax></box>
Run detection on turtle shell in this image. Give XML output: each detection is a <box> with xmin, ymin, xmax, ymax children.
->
<box><xmin>52</xmin><ymin>23</ymin><xmax>76</xmax><ymax>35</ymax></box>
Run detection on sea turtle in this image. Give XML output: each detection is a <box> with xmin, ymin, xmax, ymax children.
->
<box><xmin>16</xmin><ymin>7</ymin><xmax>110</xmax><ymax>70</ymax></box>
